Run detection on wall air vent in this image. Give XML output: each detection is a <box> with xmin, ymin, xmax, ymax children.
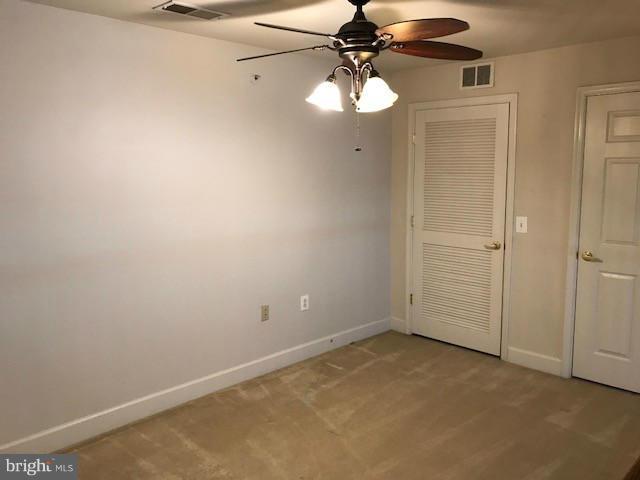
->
<box><xmin>460</xmin><ymin>62</ymin><xmax>494</xmax><ymax>89</ymax></box>
<box><xmin>153</xmin><ymin>1</ymin><xmax>228</xmax><ymax>20</ymax></box>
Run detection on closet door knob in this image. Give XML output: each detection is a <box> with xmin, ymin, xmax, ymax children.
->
<box><xmin>581</xmin><ymin>250</ymin><xmax>604</xmax><ymax>262</ymax></box>
<box><xmin>484</xmin><ymin>241</ymin><xmax>501</xmax><ymax>250</ymax></box>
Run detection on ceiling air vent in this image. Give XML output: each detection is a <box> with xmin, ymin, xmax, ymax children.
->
<box><xmin>153</xmin><ymin>1</ymin><xmax>228</xmax><ymax>20</ymax></box>
<box><xmin>460</xmin><ymin>62</ymin><xmax>494</xmax><ymax>89</ymax></box>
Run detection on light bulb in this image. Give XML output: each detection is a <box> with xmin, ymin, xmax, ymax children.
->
<box><xmin>305</xmin><ymin>75</ymin><xmax>343</xmax><ymax>112</ymax></box>
<box><xmin>356</xmin><ymin>74</ymin><xmax>398</xmax><ymax>113</ymax></box>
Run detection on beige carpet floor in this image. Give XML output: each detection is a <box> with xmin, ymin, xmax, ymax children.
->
<box><xmin>67</xmin><ymin>331</ymin><xmax>640</xmax><ymax>479</ymax></box>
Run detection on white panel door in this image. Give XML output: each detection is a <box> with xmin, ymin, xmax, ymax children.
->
<box><xmin>412</xmin><ymin>103</ymin><xmax>510</xmax><ymax>355</ymax></box>
<box><xmin>573</xmin><ymin>91</ymin><xmax>640</xmax><ymax>392</ymax></box>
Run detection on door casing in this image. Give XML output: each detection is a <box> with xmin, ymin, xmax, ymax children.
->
<box><xmin>563</xmin><ymin>81</ymin><xmax>640</xmax><ymax>378</ymax></box>
<box><xmin>405</xmin><ymin>94</ymin><xmax>518</xmax><ymax>361</ymax></box>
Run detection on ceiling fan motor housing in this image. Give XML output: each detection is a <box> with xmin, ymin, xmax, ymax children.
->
<box><xmin>335</xmin><ymin>5</ymin><xmax>380</xmax><ymax>65</ymax></box>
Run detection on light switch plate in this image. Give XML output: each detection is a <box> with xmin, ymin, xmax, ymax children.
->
<box><xmin>516</xmin><ymin>216</ymin><xmax>528</xmax><ymax>233</ymax></box>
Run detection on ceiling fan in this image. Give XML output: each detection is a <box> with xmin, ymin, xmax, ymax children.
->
<box><xmin>236</xmin><ymin>0</ymin><xmax>482</xmax><ymax>113</ymax></box>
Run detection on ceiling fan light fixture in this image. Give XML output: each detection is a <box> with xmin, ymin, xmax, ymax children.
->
<box><xmin>355</xmin><ymin>72</ymin><xmax>398</xmax><ymax>113</ymax></box>
<box><xmin>241</xmin><ymin>1</ymin><xmax>481</xmax><ymax>116</ymax></box>
<box><xmin>305</xmin><ymin>75</ymin><xmax>344</xmax><ymax>112</ymax></box>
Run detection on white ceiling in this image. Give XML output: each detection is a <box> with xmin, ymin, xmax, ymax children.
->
<box><xmin>27</xmin><ymin>0</ymin><xmax>640</xmax><ymax>72</ymax></box>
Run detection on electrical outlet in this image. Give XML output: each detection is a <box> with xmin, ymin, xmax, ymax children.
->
<box><xmin>261</xmin><ymin>305</ymin><xmax>269</xmax><ymax>322</ymax></box>
<box><xmin>516</xmin><ymin>216</ymin><xmax>528</xmax><ymax>233</ymax></box>
<box><xmin>300</xmin><ymin>294</ymin><xmax>309</xmax><ymax>312</ymax></box>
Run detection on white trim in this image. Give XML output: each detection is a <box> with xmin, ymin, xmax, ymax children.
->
<box><xmin>0</xmin><ymin>318</ymin><xmax>390</xmax><ymax>454</ymax></box>
<box><xmin>404</xmin><ymin>108</ymin><xmax>416</xmax><ymax>336</ymax></box>
<box><xmin>501</xmin><ymin>98</ymin><xmax>518</xmax><ymax>361</ymax></box>
<box><xmin>562</xmin><ymin>81</ymin><xmax>640</xmax><ymax>378</ymax></box>
<box><xmin>406</xmin><ymin>94</ymin><xmax>518</xmax><ymax>359</ymax></box>
<box><xmin>390</xmin><ymin>316</ymin><xmax>407</xmax><ymax>333</ymax></box>
<box><xmin>507</xmin><ymin>347</ymin><xmax>563</xmax><ymax>376</ymax></box>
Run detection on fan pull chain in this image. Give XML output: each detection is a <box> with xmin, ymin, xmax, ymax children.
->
<box><xmin>354</xmin><ymin>112</ymin><xmax>362</xmax><ymax>152</ymax></box>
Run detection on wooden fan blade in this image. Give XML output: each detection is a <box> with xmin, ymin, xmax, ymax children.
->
<box><xmin>390</xmin><ymin>40</ymin><xmax>482</xmax><ymax>60</ymax></box>
<box><xmin>376</xmin><ymin>18</ymin><xmax>469</xmax><ymax>42</ymax></box>
<box><xmin>254</xmin><ymin>22</ymin><xmax>333</xmax><ymax>38</ymax></box>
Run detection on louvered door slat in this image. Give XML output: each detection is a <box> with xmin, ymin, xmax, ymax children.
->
<box><xmin>412</xmin><ymin>102</ymin><xmax>510</xmax><ymax>356</ymax></box>
<box><xmin>423</xmin><ymin>117</ymin><xmax>496</xmax><ymax>237</ymax></box>
<box><xmin>422</xmin><ymin>244</ymin><xmax>492</xmax><ymax>333</ymax></box>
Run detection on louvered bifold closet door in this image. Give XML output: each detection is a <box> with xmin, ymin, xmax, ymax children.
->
<box><xmin>412</xmin><ymin>103</ymin><xmax>510</xmax><ymax>355</ymax></box>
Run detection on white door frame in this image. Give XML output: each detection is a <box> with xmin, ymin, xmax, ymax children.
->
<box><xmin>405</xmin><ymin>94</ymin><xmax>518</xmax><ymax>359</ymax></box>
<box><xmin>562</xmin><ymin>81</ymin><xmax>640</xmax><ymax>377</ymax></box>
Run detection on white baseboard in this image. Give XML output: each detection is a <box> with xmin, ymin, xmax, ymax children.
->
<box><xmin>390</xmin><ymin>317</ymin><xmax>409</xmax><ymax>334</ymax></box>
<box><xmin>1</xmin><ymin>318</ymin><xmax>390</xmax><ymax>454</ymax></box>
<box><xmin>506</xmin><ymin>346</ymin><xmax>563</xmax><ymax>376</ymax></box>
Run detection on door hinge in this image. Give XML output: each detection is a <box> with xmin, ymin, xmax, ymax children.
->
<box><xmin>412</xmin><ymin>133</ymin><xmax>416</xmax><ymax>144</ymax></box>
<box><xmin>409</xmin><ymin>293</ymin><xmax>413</xmax><ymax>305</ymax></box>
<box><xmin>410</xmin><ymin>215</ymin><xmax>415</xmax><ymax>228</ymax></box>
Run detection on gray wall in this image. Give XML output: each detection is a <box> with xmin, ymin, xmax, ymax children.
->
<box><xmin>390</xmin><ymin>35</ymin><xmax>640</xmax><ymax>365</ymax></box>
<box><xmin>0</xmin><ymin>0</ymin><xmax>391</xmax><ymax>447</ymax></box>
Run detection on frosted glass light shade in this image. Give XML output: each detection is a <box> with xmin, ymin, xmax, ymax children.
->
<box><xmin>356</xmin><ymin>76</ymin><xmax>398</xmax><ymax>113</ymax></box>
<box><xmin>305</xmin><ymin>79</ymin><xmax>343</xmax><ymax>112</ymax></box>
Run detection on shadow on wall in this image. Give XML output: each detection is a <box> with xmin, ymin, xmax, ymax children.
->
<box><xmin>200</xmin><ymin>0</ymin><xmax>415</xmax><ymax>20</ymax></box>
<box><xmin>202</xmin><ymin>0</ymin><xmax>325</xmax><ymax>18</ymax></box>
